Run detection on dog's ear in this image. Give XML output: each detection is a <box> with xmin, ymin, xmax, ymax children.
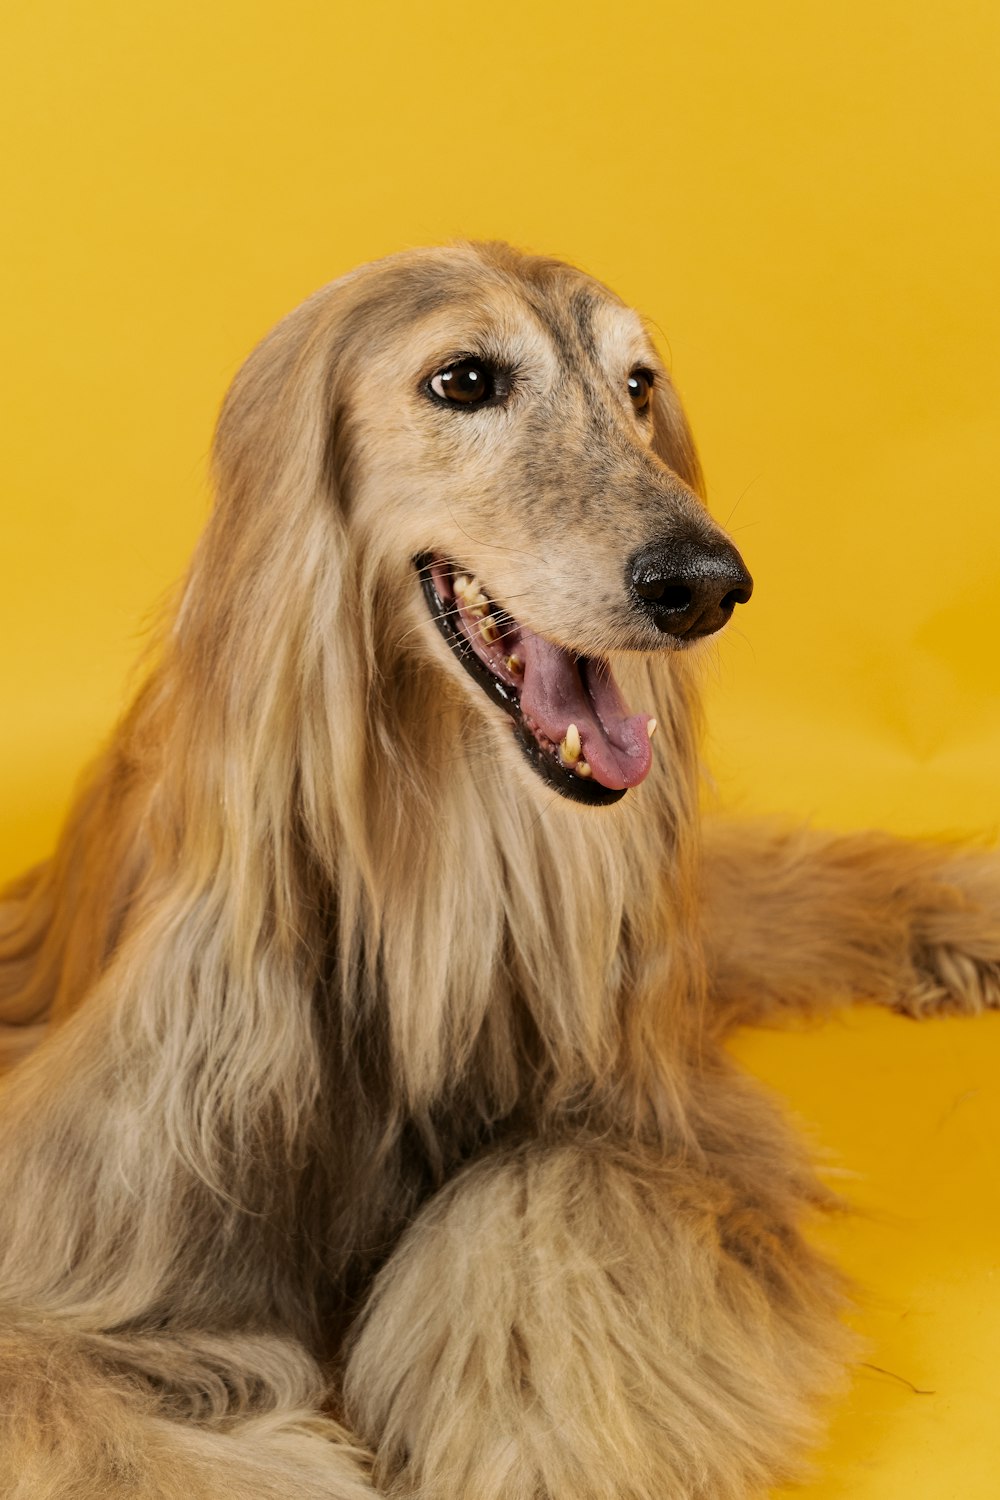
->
<box><xmin>172</xmin><ymin>279</ymin><xmax>369</xmax><ymax>802</ymax></box>
<box><xmin>211</xmin><ymin>286</ymin><xmax>350</xmax><ymax>530</ymax></box>
<box><xmin>650</xmin><ymin>378</ymin><xmax>705</xmax><ymax>499</ymax></box>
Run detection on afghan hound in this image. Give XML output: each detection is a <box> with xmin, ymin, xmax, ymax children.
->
<box><xmin>1</xmin><ymin>241</ymin><xmax>998</xmax><ymax>1500</ymax></box>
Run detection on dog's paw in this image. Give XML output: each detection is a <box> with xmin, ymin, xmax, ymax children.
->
<box><xmin>899</xmin><ymin>944</ymin><xmax>1000</xmax><ymax>1018</ymax></box>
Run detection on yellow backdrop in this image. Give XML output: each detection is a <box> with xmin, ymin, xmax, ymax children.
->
<box><xmin>2</xmin><ymin>3</ymin><xmax>998</xmax><ymax>1494</ymax></box>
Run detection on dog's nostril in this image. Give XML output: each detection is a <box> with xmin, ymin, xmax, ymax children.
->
<box><xmin>633</xmin><ymin>575</ymin><xmax>693</xmax><ymax>611</ymax></box>
<box><xmin>721</xmin><ymin>584</ymin><xmax>753</xmax><ymax>611</ymax></box>
<box><xmin>658</xmin><ymin>584</ymin><xmax>692</xmax><ymax>611</ymax></box>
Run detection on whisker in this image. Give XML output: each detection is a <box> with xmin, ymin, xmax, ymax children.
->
<box><xmin>392</xmin><ymin>593</ymin><xmax>536</xmax><ymax>650</ymax></box>
<box><xmin>446</xmin><ymin>505</ymin><xmax>550</xmax><ymax>566</ymax></box>
<box><xmin>722</xmin><ymin>472</ymin><xmax>764</xmax><ymax>528</ymax></box>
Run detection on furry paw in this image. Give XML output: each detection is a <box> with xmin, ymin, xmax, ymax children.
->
<box><xmin>900</xmin><ymin>945</ymin><xmax>1000</xmax><ymax>1018</ymax></box>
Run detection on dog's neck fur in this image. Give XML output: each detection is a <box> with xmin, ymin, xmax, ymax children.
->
<box><xmin>315</xmin><ymin>603</ymin><xmax>710</xmax><ymax>1150</ymax></box>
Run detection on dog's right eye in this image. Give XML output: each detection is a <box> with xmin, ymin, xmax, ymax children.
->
<box><xmin>428</xmin><ymin>359</ymin><xmax>496</xmax><ymax>406</ymax></box>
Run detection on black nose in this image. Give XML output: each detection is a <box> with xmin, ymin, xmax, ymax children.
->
<box><xmin>628</xmin><ymin>534</ymin><xmax>754</xmax><ymax>638</ymax></box>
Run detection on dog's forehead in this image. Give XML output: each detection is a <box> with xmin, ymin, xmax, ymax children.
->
<box><xmin>515</xmin><ymin>276</ymin><xmax>652</xmax><ymax>369</ymax></box>
<box><xmin>575</xmin><ymin>294</ymin><xmax>654</xmax><ymax>367</ymax></box>
<box><xmin>373</xmin><ymin>258</ymin><xmax>654</xmax><ymax>376</ymax></box>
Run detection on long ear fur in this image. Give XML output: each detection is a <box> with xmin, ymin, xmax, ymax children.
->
<box><xmin>0</xmin><ymin>278</ymin><xmax>372</xmax><ymax>1337</ymax></box>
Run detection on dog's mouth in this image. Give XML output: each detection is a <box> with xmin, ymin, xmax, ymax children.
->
<box><xmin>417</xmin><ymin>554</ymin><xmax>655</xmax><ymax>806</ymax></box>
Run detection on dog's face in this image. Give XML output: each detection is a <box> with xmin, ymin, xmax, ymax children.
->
<box><xmin>318</xmin><ymin>246</ymin><xmax>751</xmax><ymax>805</ymax></box>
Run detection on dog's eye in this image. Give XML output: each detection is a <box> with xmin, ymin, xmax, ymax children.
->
<box><xmin>428</xmin><ymin>359</ymin><xmax>495</xmax><ymax>406</ymax></box>
<box><xmin>627</xmin><ymin>369</ymin><xmax>654</xmax><ymax>412</ymax></box>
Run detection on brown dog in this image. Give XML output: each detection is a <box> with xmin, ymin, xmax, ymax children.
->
<box><xmin>1</xmin><ymin>241</ymin><xmax>997</xmax><ymax>1498</ymax></box>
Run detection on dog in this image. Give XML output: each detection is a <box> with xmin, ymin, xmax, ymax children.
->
<box><xmin>1</xmin><ymin>240</ymin><xmax>998</xmax><ymax>1499</ymax></box>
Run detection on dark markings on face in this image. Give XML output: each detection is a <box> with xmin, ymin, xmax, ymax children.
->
<box><xmin>535</xmin><ymin>282</ymin><xmax>656</xmax><ymax>459</ymax></box>
<box><xmin>567</xmin><ymin>287</ymin><xmax>603</xmax><ymax>364</ymax></box>
<box><xmin>529</xmin><ymin>285</ymin><xmax>600</xmax><ymax>373</ymax></box>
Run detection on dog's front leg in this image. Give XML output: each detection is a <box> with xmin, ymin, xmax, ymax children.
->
<box><xmin>343</xmin><ymin>1137</ymin><xmax>848</xmax><ymax>1500</ymax></box>
<box><xmin>701</xmin><ymin>822</ymin><xmax>1000</xmax><ymax>1030</ymax></box>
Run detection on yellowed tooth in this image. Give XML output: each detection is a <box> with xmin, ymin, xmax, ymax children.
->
<box><xmin>647</xmin><ymin>717</ymin><xmax>658</xmax><ymax>739</ymax></box>
<box><xmin>576</xmin><ymin>760</ymin><xmax>592</xmax><ymax>778</ymax></box>
<box><xmin>505</xmin><ymin>653</ymin><xmax>524</xmax><ymax>675</ymax></box>
<box><xmin>479</xmin><ymin>617</ymin><xmax>499</xmax><ymax>644</ymax></box>
<box><xmin>454</xmin><ymin>574</ymin><xmax>490</xmax><ymax>614</ymax></box>
<box><xmin>560</xmin><ymin>723</ymin><xmax>582</xmax><ymax>764</ymax></box>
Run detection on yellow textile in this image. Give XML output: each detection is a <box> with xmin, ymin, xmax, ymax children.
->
<box><xmin>1</xmin><ymin>3</ymin><xmax>998</xmax><ymax>1493</ymax></box>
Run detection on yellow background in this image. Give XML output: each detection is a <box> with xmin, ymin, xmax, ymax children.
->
<box><xmin>2</xmin><ymin>3</ymin><xmax>998</xmax><ymax>1493</ymax></box>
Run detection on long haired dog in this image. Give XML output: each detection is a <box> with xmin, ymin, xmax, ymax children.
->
<box><xmin>1</xmin><ymin>242</ymin><xmax>999</xmax><ymax>1500</ymax></box>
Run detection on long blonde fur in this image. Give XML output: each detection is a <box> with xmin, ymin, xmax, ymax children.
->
<box><xmin>0</xmin><ymin>242</ymin><xmax>997</xmax><ymax>1499</ymax></box>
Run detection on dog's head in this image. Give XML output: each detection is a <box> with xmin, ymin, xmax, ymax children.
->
<box><xmin>208</xmin><ymin>242</ymin><xmax>751</xmax><ymax>809</ymax></box>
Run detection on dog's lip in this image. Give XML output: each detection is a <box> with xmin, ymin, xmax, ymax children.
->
<box><xmin>415</xmin><ymin>554</ymin><xmax>654</xmax><ymax>806</ymax></box>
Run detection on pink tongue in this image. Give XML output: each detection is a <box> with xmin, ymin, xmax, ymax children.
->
<box><xmin>518</xmin><ymin>632</ymin><xmax>653</xmax><ymax>790</ymax></box>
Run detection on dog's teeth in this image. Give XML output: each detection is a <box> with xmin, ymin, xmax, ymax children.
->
<box><xmin>454</xmin><ymin>574</ymin><xmax>492</xmax><ymax>616</ymax></box>
<box><xmin>459</xmin><ymin>581</ymin><xmax>488</xmax><ymax>615</ymax></box>
<box><xmin>647</xmin><ymin>717</ymin><xmax>658</xmax><ymax>739</ymax></box>
<box><xmin>560</xmin><ymin>723</ymin><xmax>581</xmax><ymax>764</ymax></box>
<box><xmin>480</xmin><ymin>617</ymin><xmax>499</xmax><ymax>644</ymax></box>
<box><xmin>455</xmin><ymin>575</ymin><xmax>490</xmax><ymax>614</ymax></box>
<box><xmin>576</xmin><ymin>760</ymin><xmax>592</xmax><ymax>778</ymax></box>
<box><xmin>505</xmin><ymin>653</ymin><xmax>524</xmax><ymax>675</ymax></box>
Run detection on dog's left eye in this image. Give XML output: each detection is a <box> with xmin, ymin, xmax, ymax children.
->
<box><xmin>428</xmin><ymin>359</ymin><xmax>496</xmax><ymax>406</ymax></box>
<box><xmin>627</xmin><ymin>369</ymin><xmax>654</xmax><ymax>412</ymax></box>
